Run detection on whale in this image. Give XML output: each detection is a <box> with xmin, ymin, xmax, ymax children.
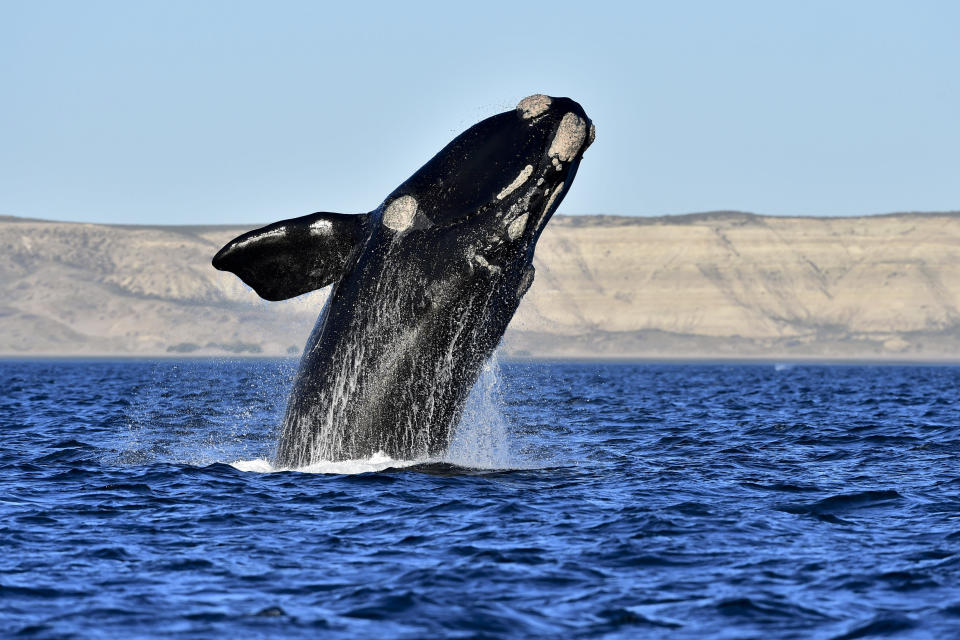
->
<box><xmin>213</xmin><ymin>94</ymin><xmax>594</xmax><ymax>466</ymax></box>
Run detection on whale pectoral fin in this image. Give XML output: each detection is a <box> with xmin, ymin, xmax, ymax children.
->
<box><xmin>212</xmin><ymin>212</ymin><xmax>369</xmax><ymax>301</ymax></box>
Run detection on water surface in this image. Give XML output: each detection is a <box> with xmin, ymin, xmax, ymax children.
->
<box><xmin>2</xmin><ymin>360</ymin><xmax>959</xmax><ymax>638</ymax></box>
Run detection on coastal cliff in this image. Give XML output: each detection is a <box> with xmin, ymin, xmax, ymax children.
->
<box><xmin>2</xmin><ymin>212</ymin><xmax>958</xmax><ymax>359</ymax></box>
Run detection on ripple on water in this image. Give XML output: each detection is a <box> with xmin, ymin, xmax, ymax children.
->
<box><xmin>2</xmin><ymin>360</ymin><xmax>960</xmax><ymax>638</ymax></box>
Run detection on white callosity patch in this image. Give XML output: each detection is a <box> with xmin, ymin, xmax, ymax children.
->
<box><xmin>383</xmin><ymin>195</ymin><xmax>418</xmax><ymax>232</ymax></box>
<box><xmin>548</xmin><ymin>112</ymin><xmax>588</xmax><ymax>162</ymax></box>
<box><xmin>507</xmin><ymin>213</ymin><xmax>528</xmax><ymax>240</ymax></box>
<box><xmin>586</xmin><ymin>123</ymin><xmax>596</xmax><ymax>150</ymax></box>
<box><xmin>309</xmin><ymin>219</ymin><xmax>332</xmax><ymax>235</ymax></box>
<box><xmin>516</xmin><ymin>94</ymin><xmax>552</xmax><ymax>120</ymax></box>
<box><xmin>231</xmin><ymin>227</ymin><xmax>286</xmax><ymax>250</ymax></box>
<box><xmin>497</xmin><ymin>165</ymin><xmax>534</xmax><ymax>200</ymax></box>
<box><xmin>473</xmin><ymin>252</ymin><xmax>501</xmax><ymax>275</ymax></box>
<box><xmin>544</xmin><ymin>182</ymin><xmax>564</xmax><ymax>217</ymax></box>
<box><xmin>500</xmin><ymin>183</ymin><xmax>540</xmax><ymax>243</ymax></box>
<box><xmin>517</xmin><ymin>266</ymin><xmax>535</xmax><ymax>298</ymax></box>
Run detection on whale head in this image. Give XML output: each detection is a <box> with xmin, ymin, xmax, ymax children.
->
<box><xmin>377</xmin><ymin>95</ymin><xmax>593</xmax><ymax>245</ymax></box>
<box><xmin>370</xmin><ymin>94</ymin><xmax>594</xmax><ymax>303</ymax></box>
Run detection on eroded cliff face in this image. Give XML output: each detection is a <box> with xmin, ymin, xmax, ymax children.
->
<box><xmin>1</xmin><ymin>212</ymin><xmax>959</xmax><ymax>359</ymax></box>
<box><xmin>511</xmin><ymin>212</ymin><xmax>960</xmax><ymax>358</ymax></box>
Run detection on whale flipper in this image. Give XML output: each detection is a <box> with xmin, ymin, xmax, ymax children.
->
<box><xmin>213</xmin><ymin>212</ymin><xmax>369</xmax><ymax>301</ymax></box>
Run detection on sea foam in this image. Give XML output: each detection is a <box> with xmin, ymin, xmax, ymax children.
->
<box><xmin>230</xmin><ymin>452</ymin><xmax>420</xmax><ymax>475</ymax></box>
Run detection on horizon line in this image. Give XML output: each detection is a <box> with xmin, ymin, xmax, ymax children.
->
<box><xmin>0</xmin><ymin>209</ymin><xmax>960</xmax><ymax>229</ymax></box>
<box><xmin>3</xmin><ymin>209</ymin><xmax>960</xmax><ymax>229</ymax></box>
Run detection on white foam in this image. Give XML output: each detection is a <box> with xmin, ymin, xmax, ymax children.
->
<box><xmin>231</xmin><ymin>458</ymin><xmax>276</xmax><ymax>473</ymax></box>
<box><xmin>230</xmin><ymin>451</ymin><xmax>421</xmax><ymax>475</ymax></box>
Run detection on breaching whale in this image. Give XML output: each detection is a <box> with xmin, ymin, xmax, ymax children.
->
<box><xmin>213</xmin><ymin>94</ymin><xmax>594</xmax><ymax>466</ymax></box>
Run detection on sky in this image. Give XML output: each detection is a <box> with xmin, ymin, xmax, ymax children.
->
<box><xmin>1</xmin><ymin>0</ymin><xmax>958</xmax><ymax>225</ymax></box>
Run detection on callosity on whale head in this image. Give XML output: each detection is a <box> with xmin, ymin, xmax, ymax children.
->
<box><xmin>213</xmin><ymin>95</ymin><xmax>593</xmax><ymax>466</ymax></box>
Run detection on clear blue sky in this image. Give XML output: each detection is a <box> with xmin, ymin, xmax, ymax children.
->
<box><xmin>2</xmin><ymin>0</ymin><xmax>958</xmax><ymax>224</ymax></box>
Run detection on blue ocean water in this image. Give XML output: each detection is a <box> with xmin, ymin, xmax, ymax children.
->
<box><xmin>1</xmin><ymin>359</ymin><xmax>959</xmax><ymax>639</ymax></box>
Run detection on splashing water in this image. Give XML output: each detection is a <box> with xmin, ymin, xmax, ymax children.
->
<box><xmin>230</xmin><ymin>452</ymin><xmax>420</xmax><ymax>475</ymax></box>
<box><xmin>444</xmin><ymin>354</ymin><xmax>515</xmax><ymax>468</ymax></box>
<box><xmin>231</xmin><ymin>352</ymin><xmax>523</xmax><ymax>474</ymax></box>
<box><xmin>276</xmin><ymin>245</ymin><xmax>515</xmax><ymax>467</ymax></box>
<box><xmin>114</xmin><ymin>342</ymin><xmax>526</xmax><ymax>474</ymax></box>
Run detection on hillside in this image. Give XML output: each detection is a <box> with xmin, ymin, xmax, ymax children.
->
<box><xmin>2</xmin><ymin>212</ymin><xmax>959</xmax><ymax>359</ymax></box>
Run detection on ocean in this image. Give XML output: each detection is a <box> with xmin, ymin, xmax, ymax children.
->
<box><xmin>1</xmin><ymin>359</ymin><xmax>959</xmax><ymax>638</ymax></box>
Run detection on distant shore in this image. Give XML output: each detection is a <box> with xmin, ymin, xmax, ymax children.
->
<box><xmin>2</xmin><ymin>211</ymin><xmax>959</xmax><ymax>360</ymax></box>
<box><xmin>4</xmin><ymin>354</ymin><xmax>960</xmax><ymax>367</ymax></box>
